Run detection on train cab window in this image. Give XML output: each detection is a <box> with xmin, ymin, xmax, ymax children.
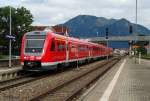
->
<box><xmin>51</xmin><ymin>38</ymin><xmax>55</xmax><ymax>51</ymax></box>
<box><xmin>78</xmin><ymin>45</ymin><xmax>87</xmax><ymax>51</ymax></box>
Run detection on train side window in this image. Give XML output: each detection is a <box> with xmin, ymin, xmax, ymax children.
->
<box><xmin>72</xmin><ymin>44</ymin><xmax>74</xmax><ymax>48</ymax></box>
<box><xmin>51</xmin><ymin>38</ymin><xmax>55</xmax><ymax>51</ymax></box>
<box><xmin>58</xmin><ymin>42</ymin><xmax>65</xmax><ymax>51</ymax></box>
<box><xmin>62</xmin><ymin>43</ymin><xmax>65</xmax><ymax>51</ymax></box>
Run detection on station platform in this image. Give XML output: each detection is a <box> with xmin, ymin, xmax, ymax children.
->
<box><xmin>0</xmin><ymin>66</ymin><xmax>22</xmax><ymax>82</ymax></box>
<box><xmin>0</xmin><ymin>66</ymin><xmax>22</xmax><ymax>73</ymax></box>
<box><xmin>79</xmin><ymin>57</ymin><xmax>150</xmax><ymax>101</ymax></box>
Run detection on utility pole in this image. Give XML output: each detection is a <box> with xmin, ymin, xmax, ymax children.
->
<box><xmin>134</xmin><ymin>0</ymin><xmax>138</xmax><ymax>63</ymax></box>
<box><xmin>62</xmin><ymin>25</ymin><xmax>63</xmax><ymax>33</ymax></box>
<box><xmin>136</xmin><ymin>0</ymin><xmax>137</xmax><ymax>24</ymax></box>
<box><xmin>9</xmin><ymin>6</ymin><xmax>12</xmax><ymax>67</ymax></box>
<box><xmin>129</xmin><ymin>24</ymin><xmax>133</xmax><ymax>56</ymax></box>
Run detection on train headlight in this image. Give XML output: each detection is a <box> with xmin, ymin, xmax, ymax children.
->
<box><xmin>24</xmin><ymin>56</ymin><xmax>27</xmax><ymax>59</ymax></box>
<box><xmin>42</xmin><ymin>50</ymin><xmax>45</xmax><ymax>54</ymax></box>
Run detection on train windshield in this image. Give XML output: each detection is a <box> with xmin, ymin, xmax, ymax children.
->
<box><xmin>26</xmin><ymin>39</ymin><xmax>45</xmax><ymax>48</ymax></box>
<box><xmin>25</xmin><ymin>32</ymin><xmax>46</xmax><ymax>54</ymax></box>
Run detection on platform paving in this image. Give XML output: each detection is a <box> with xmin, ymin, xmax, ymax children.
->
<box><xmin>79</xmin><ymin>57</ymin><xmax>150</xmax><ymax>101</ymax></box>
<box><xmin>0</xmin><ymin>66</ymin><xmax>22</xmax><ymax>73</ymax></box>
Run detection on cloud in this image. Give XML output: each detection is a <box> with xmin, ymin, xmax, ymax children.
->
<box><xmin>0</xmin><ymin>0</ymin><xmax>150</xmax><ymax>29</ymax></box>
<box><xmin>21</xmin><ymin>0</ymin><xmax>45</xmax><ymax>4</ymax></box>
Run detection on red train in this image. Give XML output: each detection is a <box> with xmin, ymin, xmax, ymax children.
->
<box><xmin>20</xmin><ymin>30</ymin><xmax>112</xmax><ymax>71</ymax></box>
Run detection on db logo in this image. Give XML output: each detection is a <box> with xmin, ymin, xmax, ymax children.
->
<box><xmin>32</xmin><ymin>49</ymin><xmax>35</xmax><ymax>52</ymax></box>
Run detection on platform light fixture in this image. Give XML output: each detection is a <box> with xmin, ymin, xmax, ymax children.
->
<box><xmin>134</xmin><ymin>0</ymin><xmax>138</xmax><ymax>63</ymax></box>
<box><xmin>105</xmin><ymin>28</ymin><xmax>109</xmax><ymax>60</ymax></box>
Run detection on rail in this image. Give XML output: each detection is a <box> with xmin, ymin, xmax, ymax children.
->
<box><xmin>32</xmin><ymin>58</ymin><xmax>120</xmax><ymax>101</ymax></box>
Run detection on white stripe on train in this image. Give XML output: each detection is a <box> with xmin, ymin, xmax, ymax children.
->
<box><xmin>41</xmin><ymin>55</ymin><xmax>107</xmax><ymax>66</ymax></box>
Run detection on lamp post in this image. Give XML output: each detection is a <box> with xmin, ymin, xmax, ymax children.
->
<box><xmin>106</xmin><ymin>28</ymin><xmax>109</xmax><ymax>60</ymax></box>
<box><xmin>9</xmin><ymin>6</ymin><xmax>12</xmax><ymax>67</ymax></box>
<box><xmin>134</xmin><ymin>0</ymin><xmax>138</xmax><ymax>63</ymax></box>
<box><xmin>136</xmin><ymin>0</ymin><xmax>137</xmax><ymax>24</ymax></box>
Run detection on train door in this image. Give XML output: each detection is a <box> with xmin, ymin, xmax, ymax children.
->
<box><xmin>49</xmin><ymin>38</ymin><xmax>57</xmax><ymax>62</ymax></box>
<box><xmin>75</xmin><ymin>42</ymin><xmax>79</xmax><ymax>60</ymax></box>
<box><xmin>88</xmin><ymin>46</ymin><xmax>91</xmax><ymax>59</ymax></box>
<box><xmin>69</xmin><ymin>41</ymin><xmax>76</xmax><ymax>60</ymax></box>
<box><xmin>55</xmin><ymin>39</ymin><xmax>66</xmax><ymax>62</ymax></box>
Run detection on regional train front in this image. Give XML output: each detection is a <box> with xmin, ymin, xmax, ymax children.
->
<box><xmin>20</xmin><ymin>31</ymin><xmax>47</xmax><ymax>71</ymax></box>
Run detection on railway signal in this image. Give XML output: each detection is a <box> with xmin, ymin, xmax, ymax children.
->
<box><xmin>106</xmin><ymin>28</ymin><xmax>109</xmax><ymax>39</ymax></box>
<box><xmin>129</xmin><ymin>25</ymin><xmax>133</xmax><ymax>34</ymax></box>
<box><xmin>105</xmin><ymin>28</ymin><xmax>109</xmax><ymax>60</ymax></box>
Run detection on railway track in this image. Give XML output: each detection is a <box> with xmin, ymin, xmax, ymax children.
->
<box><xmin>0</xmin><ymin>59</ymin><xmax>104</xmax><ymax>92</ymax></box>
<box><xmin>0</xmin><ymin>58</ymin><xmax>120</xmax><ymax>101</ymax></box>
<box><xmin>0</xmin><ymin>75</ymin><xmax>34</xmax><ymax>91</ymax></box>
<box><xmin>0</xmin><ymin>70</ymin><xmax>62</xmax><ymax>92</ymax></box>
<box><xmin>31</xmin><ymin>58</ymin><xmax>120</xmax><ymax>101</ymax></box>
<box><xmin>0</xmin><ymin>73</ymin><xmax>42</xmax><ymax>91</ymax></box>
<box><xmin>0</xmin><ymin>64</ymin><xmax>85</xmax><ymax>92</ymax></box>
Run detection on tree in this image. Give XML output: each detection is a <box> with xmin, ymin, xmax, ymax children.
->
<box><xmin>0</xmin><ymin>6</ymin><xmax>33</xmax><ymax>54</ymax></box>
<box><xmin>136</xmin><ymin>46</ymin><xmax>147</xmax><ymax>55</ymax></box>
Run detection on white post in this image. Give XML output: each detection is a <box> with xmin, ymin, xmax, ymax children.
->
<box><xmin>129</xmin><ymin>41</ymin><xmax>132</xmax><ymax>56</ymax></box>
<box><xmin>9</xmin><ymin>7</ymin><xmax>12</xmax><ymax>67</ymax></box>
<box><xmin>76</xmin><ymin>44</ymin><xmax>79</xmax><ymax>70</ymax></box>
<box><xmin>77</xmin><ymin>54</ymin><xmax>79</xmax><ymax>69</ymax></box>
<box><xmin>138</xmin><ymin>52</ymin><xmax>141</xmax><ymax>64</ymax></box>
<box><xmin>134</xmin><ymin>0</ymin><xmax>138</xmax><ymax>64</ymax></box>
<box><xmin>136</xmin><ymin>0</ymin><xmax>137</xmax><ymax>24</ymax></box>
<box><xmin>75</xmin><ymin>42</ymin><xmax>79</xmax><ymax>70</ymax></box>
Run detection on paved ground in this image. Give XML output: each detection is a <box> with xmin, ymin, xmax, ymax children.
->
<box><xmin>78</xmin><ymin>57</ymin><xmax>150</xmax><ymax>101</ymax></box>
<box><xmin>0</xmin><ymin>66</ymin><xmax>22</xmax><ymax>72</ymax></box>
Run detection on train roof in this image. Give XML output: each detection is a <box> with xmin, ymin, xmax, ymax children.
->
<box><xmin>25</xmin><ymin>31</ymin><xmax>110</xmax><ymax>48</ymax></box>
<box><xmin>52</xmin><ymin>32</ymin><xmax>100</xmax><ymax>46</ymax></box>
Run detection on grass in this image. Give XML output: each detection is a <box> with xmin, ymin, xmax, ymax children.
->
<box><xmin>0</xmin><ymin>55</ymin><xmax>8</xmax><ymax>59</ymax></box>
<box><xmin>0</xmin><ymin>55</ymin><xmax>4</xmax><ymax>59</ymax></box>
<box><xmin>141</xmin><ymin>54</ymin><xmax>150</xmax><ymax>60</ymax></box>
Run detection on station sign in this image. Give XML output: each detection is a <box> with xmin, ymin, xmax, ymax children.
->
<box><xmin>5</xmin><ymin>35</ymin><xmax>16</xmax><ymax>41</ymax></box>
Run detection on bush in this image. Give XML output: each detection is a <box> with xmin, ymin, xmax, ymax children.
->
<box><xmin>136</xmin><ymin>46</ymin><xmax>147</xmax><ymax>55</ymax></box>
<box><xmin>0</xmin><ymin>55</ymin><xmax>4</xmax><ymax>59</ymax></box>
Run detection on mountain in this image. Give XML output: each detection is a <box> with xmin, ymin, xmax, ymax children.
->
<box><xmin>61</xmin><ymin>15</ymin><xmax>150</xmax><ymax>38</ymax></box>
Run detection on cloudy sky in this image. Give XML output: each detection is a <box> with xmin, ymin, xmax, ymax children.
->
<box><xmin>0</xmin><ymin>0</ymin><xmax>150</xmax><ymax>29</ymax></box>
